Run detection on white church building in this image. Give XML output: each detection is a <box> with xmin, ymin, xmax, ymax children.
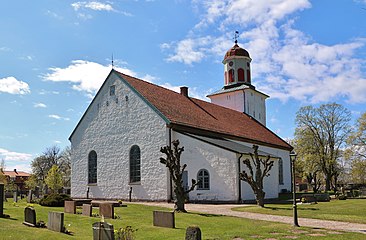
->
<box><xmin>69</xmin><ymin>42</ymin><xmax>293</xmax><ymax>202</ymax></box>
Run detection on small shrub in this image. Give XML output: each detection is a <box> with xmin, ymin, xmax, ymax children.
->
<box><xmin>114</xmin><ymin>226</ymin><xmax>137</xmax><ymax>240</ymax></box>
<box><xmin>39</xmin><ymin>193</ymin><xmax>72</xmax><ymax>207</ymax></box>
<box><xmin>338</xmin><ymin>194</ymin><xmax>347</xmax><ymax>200</ymax></box>
<box><xmin>92</xmin><ymin>212</ymin><xmax>100</xmax><ymax>218</ymax></box>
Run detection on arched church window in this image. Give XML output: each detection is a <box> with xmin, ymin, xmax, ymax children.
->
<box><xmin>279</xmin><ymin>158</ymin><xmax>284</xmax><ymax>185</ymax></box>
<box><xmin>130</xmin><ymin>145</ymin><xmax>141</xmax><ymax>183</ymax></box>
<box><xmin>224</xmin><ymin>71</ymin><xmax>228</xmax><ymax>85</ymax></box>
<box><xmin>228</xmin><ymin>69</ymin><xmax>235</xmax><ymax>83</ymax></box>
<box><xmin>88</xmin><ymin>150</ymin><xmax>97</xmax><ymax>184</ymax></box>
<box><xmin>197</xmin><ymin>169</ymin><xmax>210</xmax><ymax>190</ymax></box>
<box><xmin>238</xmin><ymin>68</ymin><xmax>245</xmax><ymax>82</ymax></box>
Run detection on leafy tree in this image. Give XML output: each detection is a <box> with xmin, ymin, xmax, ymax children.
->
<box><xmin>347</xmin><ymin>112</ymin><xmax>366</xmax><ymax>160</ymax></box>
<box><xmin>45</xmin><ymin>165</ymin><xmax>63</xmax><ymax>193</ymax></box>
<box><xmin>239</xmin><ymin>145</ymin><xmax>274</xmax><ymax>207</ymax></box>
<box><xmin>31</xmin><ymin>145</ymin><xmax>71</xmax><ymax>193</ymax></box>
<box><xmin>160</xmin><ymin>140</ymin><xmax>199</xmax><ymax>212</ymax></box>
<box><xmin>0</xmin><ymin>169</ymin><xmax>6</xmax><ymax>184</ymax></box>
<box><xmin>295</xmin><ymin>103</ymin><xmax>351</xmax><ymax>191</ymax></box>
<box><xmin>25</xmin><ymin>174</ymin><xmax>38</xmax><ymax>191</ymax></box>
<box><xmin>350</xmin><ymin>159</ymin><xmax>366</xmax><ymax>184</ymax></box>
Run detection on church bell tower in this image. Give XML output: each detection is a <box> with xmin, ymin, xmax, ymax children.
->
<box><xmin>207</xmin><ymin>37</ymin><xmax>269</xmax><ymax>126</ymax></box>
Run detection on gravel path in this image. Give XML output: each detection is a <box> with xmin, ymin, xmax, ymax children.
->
<box><xmin>129</xmin><ymin>202</ymin><xmax>366</xmax><ymax>234</ymax></box>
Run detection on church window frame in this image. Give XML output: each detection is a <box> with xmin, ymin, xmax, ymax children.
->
<box><xmin>129</xmin><ymin>145</ymin><xmax>141</xmax><ymax>184</ymax></box>
<box><xmin>110</xmin><ymin>85</ymin><xmax>116</xmax><ymax>96</ymax></box>
<box><xmin>197</xmin><ymin>169</ymin><xmax>210</xmax><ymax>190</ymax></box>
<box><xmin>278</xmin><ymin>158</ymin><xmax>284</xmax><ymax>185</ymax></box>
<box><xmin>88</xmin><ymin>150</ymin><xmax>97</xmax><ymax>185</ymax></box>
<box><xmin>238</xmin><ymin>68</ymin><xmax>245</xmax><ymax>82</ymax></box>
<box><xmin>228</xmin><ymin>69</ymin><xmax>235</xmax><ymax>83</ymax></box>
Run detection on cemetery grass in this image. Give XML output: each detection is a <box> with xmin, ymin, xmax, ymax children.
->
<box><xmin>233</xmin><ymin>199</ymin><xmax>366</xmax><ymax>224</ymax></box>
<box><xmin>0</xmin><ymin>199</ymin><xmax>365</xmax><ymax>240</ymax></box>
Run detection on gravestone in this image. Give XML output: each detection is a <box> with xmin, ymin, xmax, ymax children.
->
<box><xmin>301</xmin><ymin>194</ymin><xmax>317</xmax><ymax>203</ymax></box>
<box><xmin>92</xmin><ymin>222</ymin><xmax>114</xmax><ymax>240</ymax></box>
<box><xmin>82</xmin><ymin>204</ymin><xmax>92</xmax><ymax>217</ymax></box>
<box><xmin>27</xmin><ymin>190</ymin><xmax>33</xmax><ymax>203</ymax></box>
<box><xmin>23</xmin><ymin>207</ymin><xmax>36</xmax><ymax>227</ymax></box>
<box><xmin>185</xmin><ymin>226</ymin><xmax>202</xmax><ymax>240</ymax></box>
<box><xmin>99</xmin><ymin>203</ymin><xmax>114</xmax><ymax>219</ymax></box>
<box><xmin>153</xmin><ymin>211</ymin><xmax>175</xmax><ymax>228</ymax></box>
<box><xmin>48</xmin><ymin>211</ymin><xmax>64</xmax><ymax>232</ymax></box>
<box><xmin>13</xmin><ymin>191</ymin><xmax>18</xmax><ymax>203</ymax></box>
<box><xmin>0</xmin><ymin>184</ymin><xmax>4</xmax><ymax>217</ymax></box>
<box><xmin>64</xmin><ymin>200</ymin><xmax>76</xmax><ymax>214</ymax></box>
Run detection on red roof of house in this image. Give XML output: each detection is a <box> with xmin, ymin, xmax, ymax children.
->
<box><xmin>116</xmin><ymin>70</ymin><xmax>292</xmax><ymax>150</ymax></box>
<box><xmin>2</xmin><ymin>170</ymin><xmax>30</xmax><ymax>178</ymax></box>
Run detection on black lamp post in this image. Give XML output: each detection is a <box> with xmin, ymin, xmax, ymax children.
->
<box><xmin>290</xmin><ymin>150</ymin><xmax>300</xmax><ymax>227</ymax></box>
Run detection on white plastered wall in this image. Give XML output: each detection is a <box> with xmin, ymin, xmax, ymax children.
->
<box><xmin>70</xmin><ymin>72</ymin><xmax>168</xmax><ymax>201</ymax></box>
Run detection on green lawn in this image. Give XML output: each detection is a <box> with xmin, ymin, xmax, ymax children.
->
<box><xmin>0</xmin><ymin>199</ymin><xmax>365</xmax><ymax>240</ymax></box>
<box><xmin>233</xmin><ymin>199</ymin><xmax>366</xmax><ymax>224</ymax></box>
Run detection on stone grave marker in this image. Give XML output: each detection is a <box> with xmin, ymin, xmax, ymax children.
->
<box><xmin>185</xmin><ymin>226</ymin><xmax>202</xmax><ymax>240</ymax></box>
<box><xmin>23</xmin><ymin>207</ymin><xmax>36</xmax><ymax>227</ymax></box>
<box><xmin>153</xmin><ymin>210</ymin><xmax>175</xmax><ymax>228</ymax></box>
<box><xmin>64</xmin><ymin>200</ymin><xmax>76</xmax><ymax>214</ymax></box>
<box><xmin>82</xmin><ymin>204</ymin><xmax>92</xmax><ymax>217</ymax></box>
<box><xmin>92</xmin><ymin>222</ymin><xmax>114</xmax><ymax>240</ymax></box>
<box><xmin>48</xmin><ymin>211</ymin><xmax>64</xmax><ymax>232</ymax></box>
<box><xmin>99</xmin><ymin>203</ymin><xmax>114</xmax><ymax>219</ymax></box>
<box><xmin>27</xmin><ymin>190</ymin><xmax>33</xmax><ymax>203</ymax></box>
<box><xmin>13</xmin><ymin>191</ymin><xmax>18</xmax><ymax>203</ymax></box>
<box><xmin>0</xmin><ymin>184</ymin><xmax>4</xmax><ymax>217</ymax></box>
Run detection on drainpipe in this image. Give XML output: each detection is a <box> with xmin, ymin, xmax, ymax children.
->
<box><xmin>238</xmin><ymin>154</ymin><xmax>243</xmax><ymax>203</ymax></box>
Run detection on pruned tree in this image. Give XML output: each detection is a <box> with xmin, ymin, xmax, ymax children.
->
<box><xmin>45</xmin><ymin>165</ymin><xmax>63</xmax><ymax>193</ymax></box>
<box><xmin>160</xmin><ymin>140</ymin><xmax>199</xmax><ymax>212</ymax></box>
<box><xmin>295</xmin><ymin>103</ymin><xmax>351</xmax><ymax>191</ymax></box>
<box><xmin>239</xmin><ymin>145</ymin><xmax>274</xmax><ymax>207</ymax></box>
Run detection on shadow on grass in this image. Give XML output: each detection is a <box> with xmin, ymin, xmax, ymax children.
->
<box><xmin>263</xmin><ymin>206</ymin><xmax>319</xmax><ymax>211</ymax></box>
<box><xmin>187</xmin><ymin>212</ymin><xmax>224</xmax><ymax>218</ymax></box>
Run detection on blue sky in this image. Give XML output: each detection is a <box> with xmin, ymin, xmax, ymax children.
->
<box><xmin>1</xmin><ymin>0</ymin><xmax>366</xmax><ymax>172</ymax></box>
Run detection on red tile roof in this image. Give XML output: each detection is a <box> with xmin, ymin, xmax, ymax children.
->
<box><xmin>3</xmin><ymin>170</ymin><xmax>30</xmax><ymax>177</ymax></box>
<box><xmin>116</xmin><ymin>70</ymin><xmax>292</xmax><ymax>150</ymax></box>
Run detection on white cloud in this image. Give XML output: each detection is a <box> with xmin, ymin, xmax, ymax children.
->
<box><xmin>0</xmin><ymin>76</ymin><xmax>30</xmax><ymax>95</ymax></box>
<box><xmin>48</xmin><ymin>114</ymin><xmax>70</xmax><ymax>121</ymax></box>
<box><xmin>166</xmin><ymin>0</ymin><xmax>366</xmax><ymax>104</ymax></box>
<box><xmin>34</xmin><ymin>103</ymin><xmax>47</xmax><ymax>108</ymax></box>
<box><xmin>71</xmin><ymin>1</ymin><xmax>114</xmax><ymax>11</ymax></box>
<box><xmin>0</xmin><ymin>148</ymin><xmax>33</xmax><ymax>162</ymax></box>
<box><xmin>43</xmin><ymin>60</ymin><xmax>136</xmax><ymax>93</ymax></box>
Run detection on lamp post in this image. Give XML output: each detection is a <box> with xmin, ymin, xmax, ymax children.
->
<box><xmin>290</xmin><ymin>150</ymin><xmax>299</xmax><ymax>227</ymax></box>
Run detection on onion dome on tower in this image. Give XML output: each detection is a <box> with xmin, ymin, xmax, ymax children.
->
<box><xmin>222</xmin><ymin>40</ymin><xmax>252</xmax><ymax>87</ymax></box>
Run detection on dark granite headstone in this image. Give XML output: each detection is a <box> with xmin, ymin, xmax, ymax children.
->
<box><xmin>99</xmin><ymin>203</ymin><xmax>114</xmax><ymax>219</ymax></box>
<box><xmin>13</xmin><ymin>191</ymin><xmax>18</xmax><ymax>203</ymax></box>
<box><xmin>23</xmin><ymin>207</ymin><xmax>36</xmax><ymax>227</ymax></box>
<box><xmin>185</xmin><ymin>226</ymin><xmax>202</xmax><ymax>240</ymax></box>
<box><xmin>64</xmin><ymin>200</ymin><xmax>76</xmax><ymax>214</ymax></box>
<box><xmin>82</xmin><ymin>204</ymin><xmax>92</xmax><ymax>217</ymax></box>
<box><xmin>153</xmin><ymin>211</ymin><xmax>175</xmax><ymax>228</ymax></box>
<box><xmin>0</xmin><ymin>184</ymin><xmax>4</xmax><ymax>217</ymax></box>
<box><xmin>27</xmin><ymin>190</ymin><xmax>33</xmax><ymax>203</ymax></box>
<box><xmin>92</xmin><ymin>222</ymin><xmax>114</xmax><ymax>240</ymax></box>
<box><xmin>48</xmin><ymin>211</ymin><xmax>64</xmax><ymax>232</ymax></box>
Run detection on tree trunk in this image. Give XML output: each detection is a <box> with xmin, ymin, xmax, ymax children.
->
<box><xmin>255</xmin><ymin>190</ymin><xmax>265</xmax><ymax>207</ymax></box>
<box><xmin>325</xmin><ymin>175</ymin><xmax>331</xmax><ymax>192</ymax></box>
<box><xmin>174</xmin><ymin>194</ymin><xmax>186</xmax><ymax>212</ymax></box>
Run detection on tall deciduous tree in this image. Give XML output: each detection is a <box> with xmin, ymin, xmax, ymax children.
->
<box><xmin>239</xmin><ymin>145</ymin><xmax>274</xmax><ymax>207</ymax></box>
<box><xmin>31</xmin><ymin>145</ymin><xmax>71</xmax><ymax>193</ymax></box>
<box><xmin>295</xmin><ymin>103</ymin><xmax>351</xmax><ymax>191</ymax></box>
<box><xmin>45</xmin><ymin>165</ymin><xmax>63</xmax><ymax>193</ymax></box>
<box><xmin>160</xmin><ymin>140</ymin><xmax>199</xmax><ymax>212</ymax></box>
